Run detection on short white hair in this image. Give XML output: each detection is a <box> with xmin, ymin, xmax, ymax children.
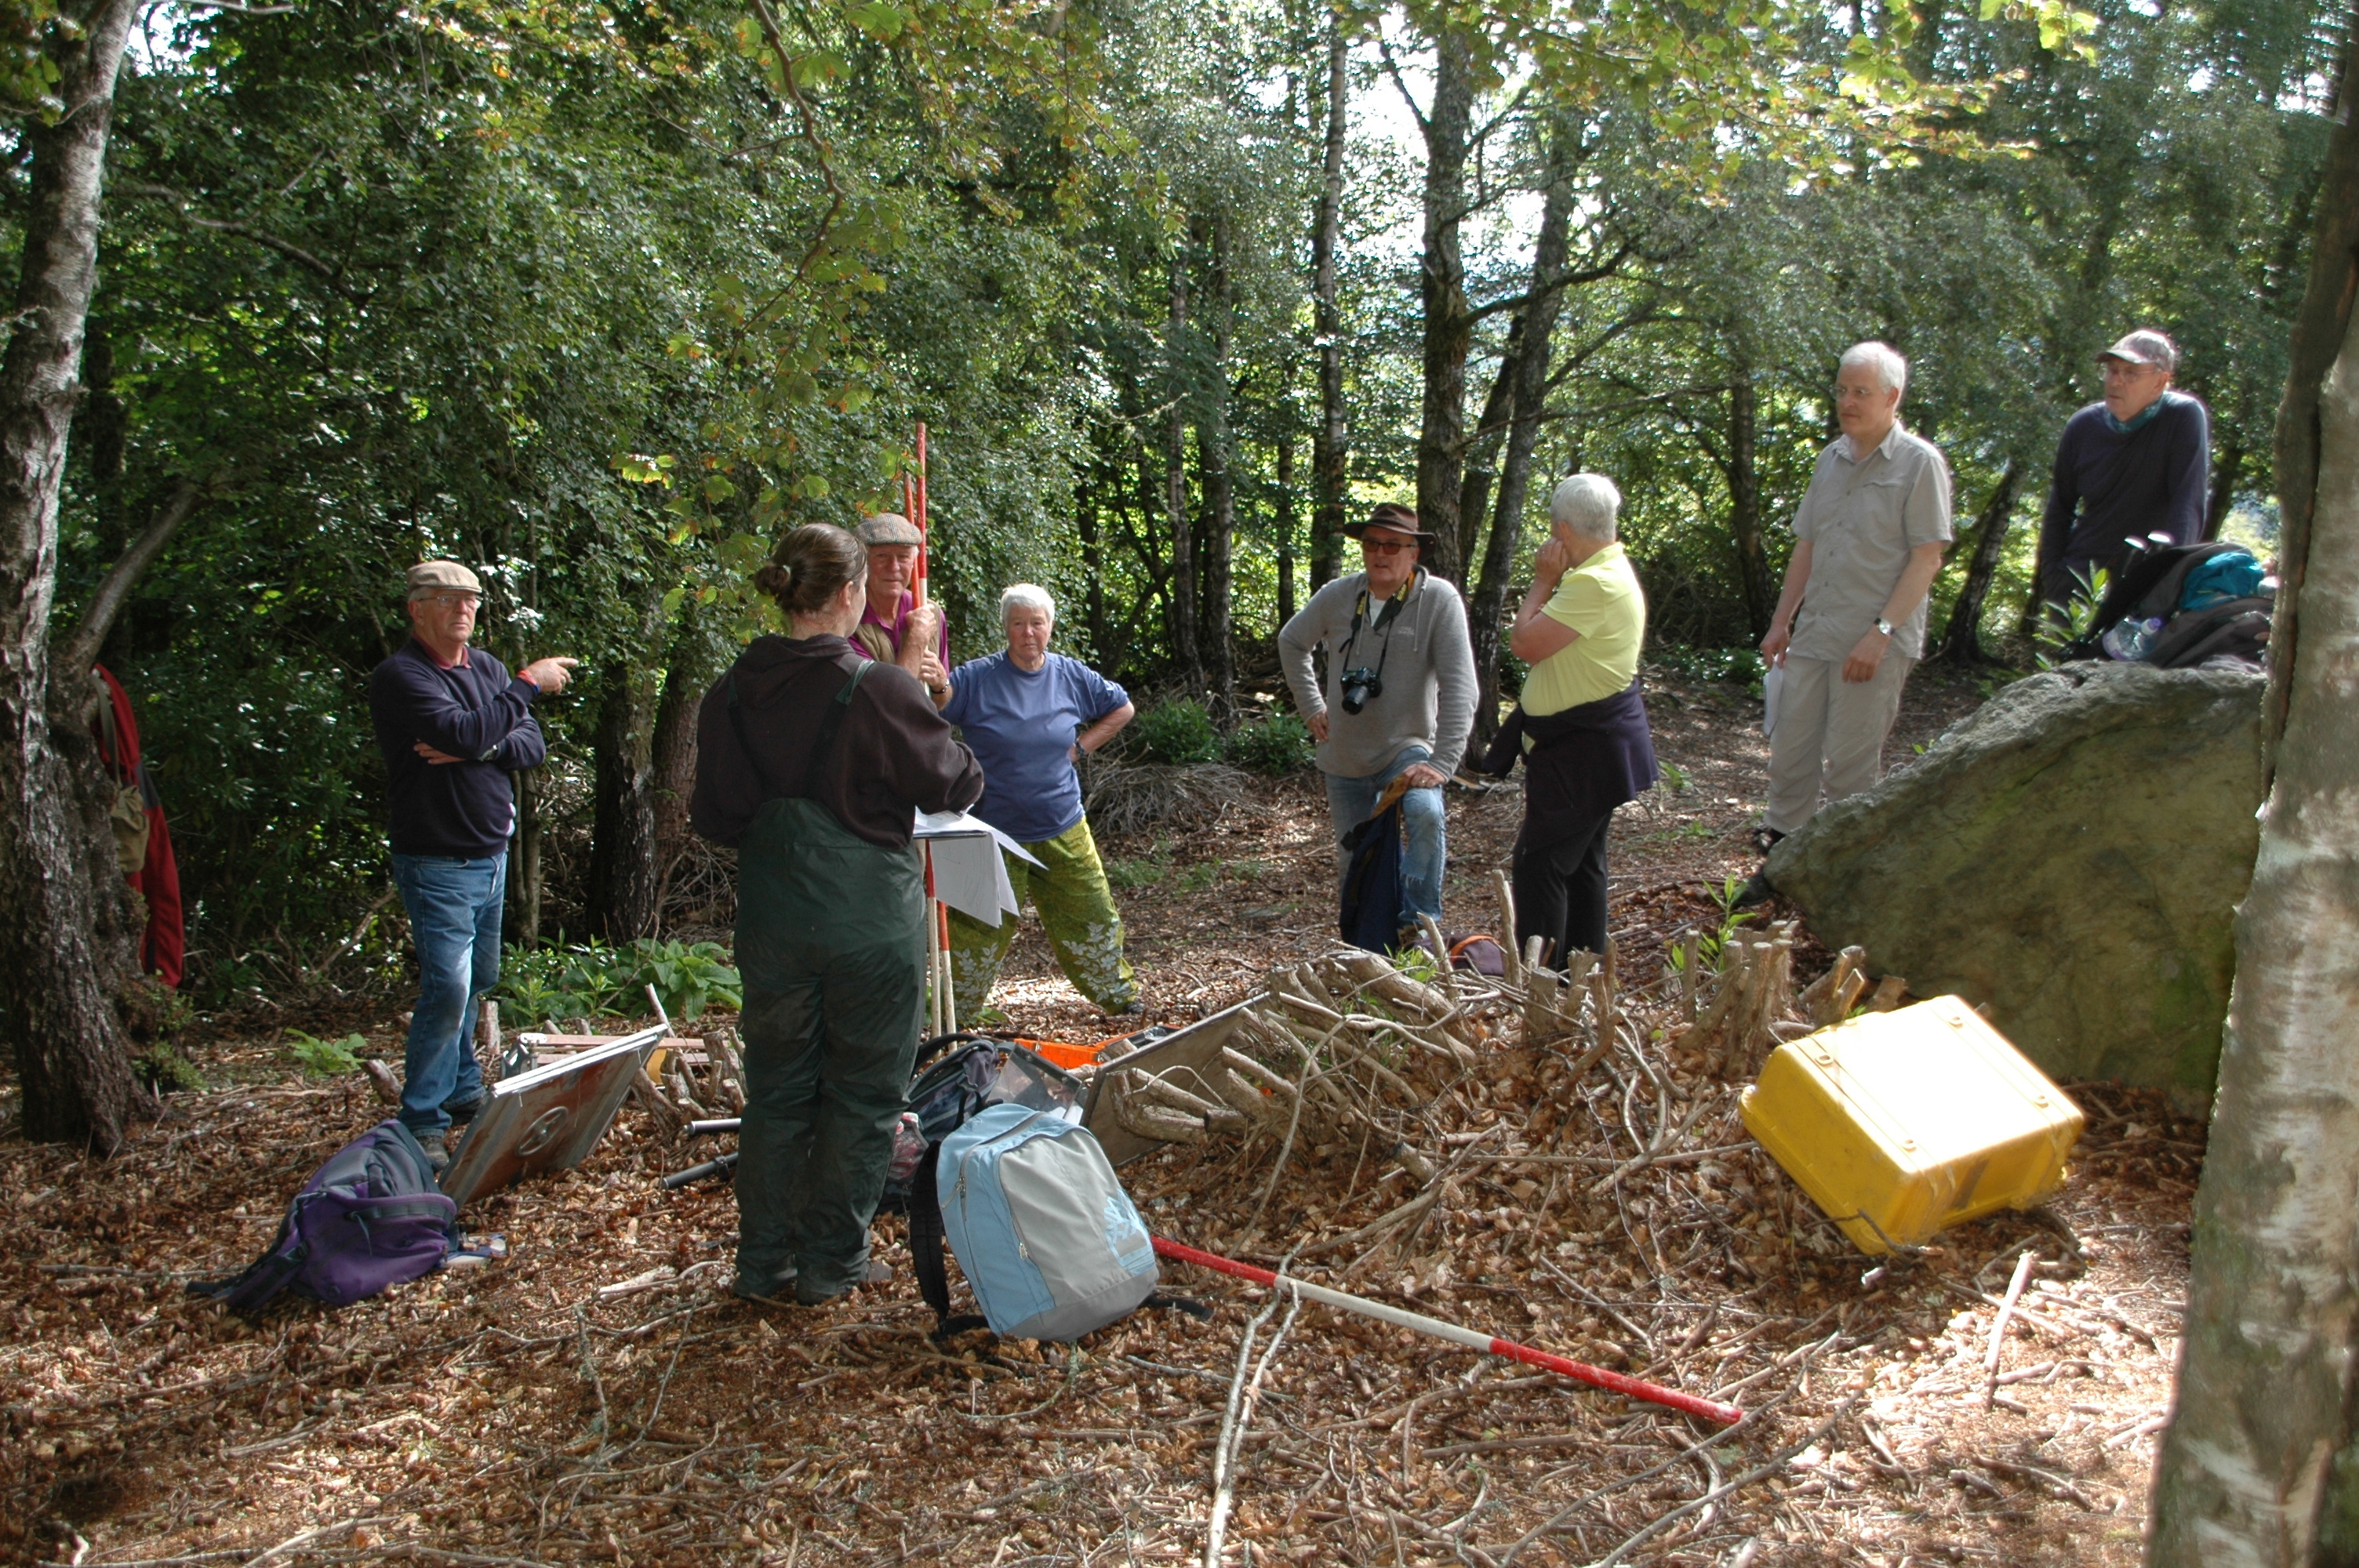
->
<box><xmin>1001</xmin><ymin>583</ymin><xmax>1056</xmax><ymax>625</ymax></box>
<box><xmin>1549</xmin><ymin>474</ymin><xmax>1621</xmax><ymax>541</ymax></box>
<box><xmin>1840</xmin><ymin>340</ymin><xmax>1909</xmax><ymax>397</ymax></box>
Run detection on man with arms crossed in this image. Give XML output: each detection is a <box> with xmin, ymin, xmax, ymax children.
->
<box><xmin>369</xmin><ymin>562</ymin><xmax>576</xmax><ymax>1171</ymax></box>
<box><xmin>1748</xmin><ymin>342</ymin><xmax>1951</xmax><ymax>899</ymax></box>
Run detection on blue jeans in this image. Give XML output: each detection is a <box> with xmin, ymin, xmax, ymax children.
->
<box><xmin>391</xmin><ymin>852</ymin><xmax>503</xmax><ymax>1137</ymax></box>
<box><xmin>1325</xmin><ymin>746</ymin><xmax>1446</xmax><ymax>931</ymax></box>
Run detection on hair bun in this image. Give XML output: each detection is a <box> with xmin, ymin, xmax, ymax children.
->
<box><xmin>753</xmin><ymin>562</ymin><xmax>792</xmax><ymax>598</ymax></box>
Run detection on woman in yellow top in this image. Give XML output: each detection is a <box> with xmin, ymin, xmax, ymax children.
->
<box><xmin>1491</xmin><ymin>474</ymin><xmax>1657</xmax><ymax>966</ymax></box>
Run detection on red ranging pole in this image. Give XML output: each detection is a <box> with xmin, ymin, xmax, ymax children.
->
<box><xmin>1151</xmin><ymin>1236</ymin><xmax>1743</xmax><ymax>1426</ymax></box>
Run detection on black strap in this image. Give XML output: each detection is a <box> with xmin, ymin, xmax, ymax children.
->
<box><xmin>908</xmin><ymin>1141</ymin><xmax>989</xmax><ymax>1338</ymax></box>
<box><xmin>1339</xmin><ymin>574</ymin><xmax>1413</xmax><ymax>683</ymax></box>
<box><xmin>728</xmin><ymin>661</ymin><xmax>871</xmax><ymax>804</ymax></box>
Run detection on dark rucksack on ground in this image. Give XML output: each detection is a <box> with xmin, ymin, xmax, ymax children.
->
<box><xmin>2064</xmin><ymin>539</ymin><xmax>2274</xmax><ymax>670</ymax></box>
<box><xmin>1339</xmin><ymin>775</ymin><xmax>1416</xmax><ymax>956</ymax></box>
<box><xmin>190</xmin><ymin>1120</ymin><xmax>456</xmax><ymax>1316</ymax></box>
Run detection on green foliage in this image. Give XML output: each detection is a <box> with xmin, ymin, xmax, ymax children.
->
<box><xmin>2034</xmin><ymin>567</ymin><xmax>2109</xmax><ymax>669</ymax></box>
<box><xmin>134</xmin><ymin>1046</ymin><xmax>204</xmax><ymax>1094</ymax></box>
<box><xmin>284</xmin><ymin>1030</ymin><xmax>365</xmax><ymax>1078</ymax></box>
<box><xmin>1667</xmin><ymin>877</ymin><xmax>1761</xmax><ymax>978</ymax></box>
<box><xmin>1103</xmin><ymin>841</ymin><xmax>1172</xmax><ymax>890</ymax></box>
<box><xmin>1223</xmin><ymin>714</ymin><xmax>1314</xmax><ymax>776</ymax></box>
<box><xmin>1658</xmin><ymin>760</ymin><xmax>1692</xmax><ymax>793</ymax></box>
<box><xmin>1652</xmin><ymin>645</ymin><xmax>1768</xmax><ymax>687</ymax></box>
<box><xmin>500</xmin><ymin>938</ymin><xmax>742</xmax><ymax>1023</ymax></box>
<box><xmin>1132</xmin><ymin>700</ymin><xmax>1221</xmax><ymax>766</ymax></box>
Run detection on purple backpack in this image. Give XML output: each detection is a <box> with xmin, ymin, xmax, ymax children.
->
<box><xmin>191</xmin><ymin>1120</ymin><xmax>456</xmax><ymax>1314</ymax></box>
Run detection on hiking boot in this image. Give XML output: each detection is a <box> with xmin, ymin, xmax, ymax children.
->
<box><xmin>1732</xmin><ymin>870</ymin><xmax>1776</xmax><ymax>910</ymax></box>
<box><xmin>791</xmin><ymin>1258</ymin><xmax>890</xmax><ymax>1308</ymax></box>
<box><xmin>1750</xmin><ymin>826</ymin><xmax>1787</xmax><ymax>857</ymax></box>
<box><xmin>444</xmin><ymin>1095</ymin><xmax>486</xmax><ymax>1126</ymax></box>
<box><xmin>732</xmin><ymin>1263</ymin><xmax>798</xmax><ymax>1305</ymax></box>
<box><xmin>1105</xmin><ymin>998</ymin><xmax>1146</xmax><ymax>1018</ymax></box>
<box><xmin>418</xmin><ymin>1134</ymin><xmax>450</xmax><ymax>1174</ymax></box>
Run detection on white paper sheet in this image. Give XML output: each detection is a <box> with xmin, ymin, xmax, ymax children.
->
<box><xmin>913</xmin><ymin>810</ymin><xmax>1043</xmax><ymax>927</ymax></box>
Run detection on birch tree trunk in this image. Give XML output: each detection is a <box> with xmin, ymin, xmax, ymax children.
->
<box><xmin>0</xmin><ymin>0</ymin><xmax>150</xmax><ymax>1152</ymax></box>
<box><xmin>2148</xmin><ymin>24</ymin><xmax>2359</xmax><ymax>1550</ymax></box>
<box><xmin>2146</xmin><ymin>295</ymin><xmax>2359</xmax><ymax>1568</ymax></box>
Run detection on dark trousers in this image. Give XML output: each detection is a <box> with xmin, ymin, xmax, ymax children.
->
<box><xmin>1513</xmin><ymin>808</ymin><xmax>1613</xmax><ymax>968</ymax></box>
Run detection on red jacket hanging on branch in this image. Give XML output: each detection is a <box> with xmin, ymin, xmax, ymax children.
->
<box><xmin>92</xmin><ymin>666</ymin><xmax>184</xmax><ymax>988</ymax></box>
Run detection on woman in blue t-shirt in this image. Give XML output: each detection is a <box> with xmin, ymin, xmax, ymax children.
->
<box><xmin>936</xmin><ymin>584</ymin><xmax>1140</xmax><ymax>1025</ymax></box>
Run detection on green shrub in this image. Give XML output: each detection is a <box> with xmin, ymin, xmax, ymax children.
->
<box><xmin>135</xmin><ymin>1046</ymin><xmax>203</xmax><ymax>1094</ymax></box>
<box><xmin>499</xmin><ymin>937</ymin><xmax>742</xmax><ymax>1024</ymax></box>
<box><xmin>1132</xmin><ymin>699</ymin><xmax>1221</xmax><ymax>765</ymax></box>
<box><xmin>1223</xmin><ymin>714</ymin><xmax>1314</xmax><ymax>775</ymax></box>
<box><xmin>285</xmin><ymin>1029</ymin><xmax>363</xmax><ymax>1077</ymax></box>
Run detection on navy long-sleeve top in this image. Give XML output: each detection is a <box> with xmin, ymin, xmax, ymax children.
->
<box><xmin>369</xmin><ymin>637</ymin><xmax>547</xmax><ymax>856</ymax></box>
<box><xmin>2039</xmin><ymin>392</ymin><xmax>2210</xmax><ymax>597</ymax></box>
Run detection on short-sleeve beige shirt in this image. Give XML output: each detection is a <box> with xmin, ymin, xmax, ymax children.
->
<box><xmin>1789</xmin><ymin>423</ymin><xmax>1954</xmax><ymax>661</ymax></box>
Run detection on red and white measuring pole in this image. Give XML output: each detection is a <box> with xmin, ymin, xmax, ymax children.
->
<box><xmin>907</xmin><ymin>425</ymin><xmax>955</xmax><ymax>1035</ymax></box>
<box><xmin>1151</xmin><ymin>1236</ymin><xmax>1743</xmax><ymax>1426</ymax></box>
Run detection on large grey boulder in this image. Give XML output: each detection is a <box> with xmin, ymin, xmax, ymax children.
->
<box><xmin>1765</xmin><ymin>661</ymin><xmax>2263</xmax><ymax>1105</ymax></box>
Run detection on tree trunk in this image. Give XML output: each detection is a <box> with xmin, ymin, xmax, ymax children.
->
<box><xmin>1165</xmin><ymin>256</ymin><xmax>1201</xmax><ymax>688</ymax></box>
<box><xmin>1467</xmin><ymin>145</ymin><xmax>1575</xmax><ymax>747</ymax></box>
<box><xmin>1726</xmin><ymin>355</ymin><xmax>1773</xmax><ymax>636</ymax></box>
<box><xmin>1078</xmin><ymin>477</ymin><xmax>1110</xmax><ymax>657</ymax></box>
<box><xmin>0</xmin><ymin>0</ymin><xmax>151</xmax><ymax>1153</ymax></box>
<box><xmin>1456</xmin><ymin>330</ymin><xmax>1521</xmax><ymax>575</ymax></box>
<box><xmin>2146</xmin><ymin>307</ymin><xmax>2359</xmax><ymax>1568</ymax></box>
<box><xmin>2207</xmin><ymin>434</ymin><xmax>2242</xmax><ymax>542</ymax></box>
<box><xmin>2148</xmin><ymin>24</ymin><xmax>2359</xmax><ymax>1556</ymax></box>
<box><xmin>511</xmin><ymin>767</ymin><xmax>543</xmax><ymax>949</ymax></box>
<box><xmin>1310</xmin><ymin>23</ymin><xmax>1347</xmax><ymax>593</ymax></box>
<box><xmin>648</xmin><ymin>602</ymin><xmax>713</xmax><ymax>933</ymax></box>
<box><xmin>1275</xmin><ymin>430</ymin><xmax>1297</xmax><ymax>630</ymax></box>
<box><xmin>586</xmin><ymin>656</ymin><xmax>660</xmax><ymax>944</ymax></box>
<box><xmin>1200</xmin><ymin>216</ymin><xmax>1236</xmax><ymax>717</ymax></box>
<box><xmin>1412</xmin><ymin>25</ymin><xmax>1476</xmax><ymax>584</ymax></box>
<box><xmin>1935</xmin><ymin>460</ymin><xmax>2022</xmax><ymax>664</ymax></box>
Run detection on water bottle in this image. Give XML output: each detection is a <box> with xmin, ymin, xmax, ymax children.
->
<box><xmin>885</xmin><ymin>1110</ymin><xmax>926</xmax><ymax>1186</ymax></box>
<box><xmin>2102</xmin><ymin>615</ymin><xmax>2165</xmax><ymax>661</ymax></box>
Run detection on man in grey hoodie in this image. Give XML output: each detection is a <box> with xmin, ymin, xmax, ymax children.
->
<box><xmin>1278</xmin><ymin>503</ymin><xmax>1478</xmax><ymax>938</ymax></box>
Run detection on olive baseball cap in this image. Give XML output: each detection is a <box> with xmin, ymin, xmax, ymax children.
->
<box><xmin>856</xmin><ymin>513</ymin><xmax>924</xmax><ymax>546</ymax></box>
<box><xmin>406</xmin><ymin>561</ymin><xmax>483</xmax><ymax>597</ymax></box>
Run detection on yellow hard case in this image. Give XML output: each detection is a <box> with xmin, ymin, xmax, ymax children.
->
<box><xmin>1737</xmin><ymin>993</ymin><xmax>2084</xmax><ymax>1254</ymax></box>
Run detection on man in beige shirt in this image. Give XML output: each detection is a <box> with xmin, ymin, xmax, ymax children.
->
<box><xmin>1754</xmin><ymin>342</ymin><xmax>1951</xmax><ymax>876</ymax></box>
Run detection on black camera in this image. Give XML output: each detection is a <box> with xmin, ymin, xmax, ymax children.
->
<box><xmin>1339</xmin><ymin>666</ymin><xmax>1383</xmax><ymax>715</ymax></box>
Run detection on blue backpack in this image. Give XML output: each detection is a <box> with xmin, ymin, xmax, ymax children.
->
<box><xmin>191</xmin><ymin>1120</ymin><xmax>457</xmax><ymax>1316</ymax></box>
<box><xmin>936</xmin><ymin>1104</ymin><xmax>1161</xmax><ymax>1342</ymax></box>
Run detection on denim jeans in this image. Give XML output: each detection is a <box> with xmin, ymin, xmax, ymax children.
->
<box><xmin>391</xmin><ymin>851</ymin><xmax>503</xmax><ymax>1137</ymax></box>
<box><xmin>1324</xmin><ymin>745</ymin><xmax>1446</xmax><ymax>931</ymax></box>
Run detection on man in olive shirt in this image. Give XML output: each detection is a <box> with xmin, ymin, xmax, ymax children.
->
<box><xmin>1756</xmin><ymin>342</ymin><xmax>1952</xmax><ymax>855</ymax></box>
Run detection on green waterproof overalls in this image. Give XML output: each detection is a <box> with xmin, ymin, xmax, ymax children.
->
<box><xmin>727</xmin><ymin>660</ymin><xmax>927</xmax><ymax>1303</ymax></box>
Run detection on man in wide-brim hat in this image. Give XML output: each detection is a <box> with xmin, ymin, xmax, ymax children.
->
<box><xmin>1278</xmin><ymin>503</ymin><xmax>1476</xmax><ymax>947</ymax></box>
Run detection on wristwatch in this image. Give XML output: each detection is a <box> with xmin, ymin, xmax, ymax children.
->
<box><xmin>1874</xmin><ymin>616</ymin><xmax>1895</xmax><ymax>637</ymax></box>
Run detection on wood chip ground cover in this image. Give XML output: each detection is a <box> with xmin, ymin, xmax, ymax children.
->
<box><xmin>0</xmin><ymin>666</ymin><xmax>2197</xmax><ymax>1566</ymax></box>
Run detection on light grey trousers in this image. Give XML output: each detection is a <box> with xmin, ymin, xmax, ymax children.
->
<box><xmin>1764</xmin><ymin>653</ymin><xmax>1914</xmax><ymax>835</ymax></box>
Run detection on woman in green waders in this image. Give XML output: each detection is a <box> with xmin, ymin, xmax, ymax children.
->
<box><xmin>689</xmin><ymin>524</ymin><xmax>983</xmax><ymax>1305</ymax></box>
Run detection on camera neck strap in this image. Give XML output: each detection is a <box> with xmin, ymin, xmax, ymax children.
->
<box><xmin>1340</xmin><ymin>572</ymin><xmax>1416</xmax><ymax>680</ymax></box>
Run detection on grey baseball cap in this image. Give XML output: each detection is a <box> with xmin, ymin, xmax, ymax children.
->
<box><xmin>856</xmin><ymin>513</ymin><xmax>924</xmax><ymax>546</ymax></box>
<box><xmin>2099</xmin><ymin>329</ymin><xmax>2178</xmax><ymax>374</ymax></box>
